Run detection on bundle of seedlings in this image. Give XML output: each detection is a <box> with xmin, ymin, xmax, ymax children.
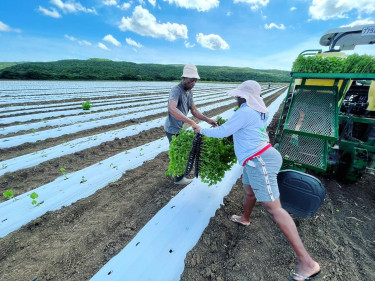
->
<box><xmin>166</xmin><ymin>117</ymin><xmax>236</xmax><ymax>186</ymax></box>
<box><xmin>292</xmin><ymin>53</ymin><xmax>375</xmax><ymax>74</ymax></box>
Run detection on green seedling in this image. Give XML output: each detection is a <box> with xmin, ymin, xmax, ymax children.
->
<box><xmin>166</xmin><ymin>121</ymin><xmax>236</xmax><ymax>186</ymax></box>
<box><xmin>30</xmin><ymin>192</ymin><xmax>40</xmax><ymax>206</ymax></box>
<box><xmin>82</xmin><ymin>101</ymin><xmax>92</xmax><ymax>110</ymax></box>
<box><xmin>3</xmin><ymin>189</ymin><xmax>14</xmax><ymax>200</ymax></box>
<box><xmin>80</xmin><ymin>176</ymin><xmax>87</xmax><ymax>183</ymax></box>
<box><xmin>60</xmin><ymin>167</ymin><xmax>68</xmax><ymax>179</ymax></box>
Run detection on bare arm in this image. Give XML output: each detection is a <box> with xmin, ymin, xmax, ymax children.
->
<box><xmin>190</xmin><ymin>102</ymin><xmax>217</xmax><ymax>126</ymax></box>
<box><xmin>168</xmin><ymin>99</ymin><xmax>199</xmax><ymax>129</ymax></box>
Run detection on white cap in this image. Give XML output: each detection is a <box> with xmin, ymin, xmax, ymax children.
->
<box><xmin>181</xmin><ymin>64</ymin><xmax>200</xmax><ymax>79</ymax></box>
<box><xmin>227</xmin><ymin>80</ymin><xmax>268</xmax><ymax>113</ymax></box>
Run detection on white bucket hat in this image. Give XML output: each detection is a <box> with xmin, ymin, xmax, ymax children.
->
<box><xmin>227</xmin><ymin>80</ymin><xmax>268</xmax><ymax>113</ymax></box>
<box><xmin>181</xmin><ymin>64</ymin><xmax>200</xmax><ymax>79</ymax></box>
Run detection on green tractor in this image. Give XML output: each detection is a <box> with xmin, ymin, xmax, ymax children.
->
<box><xmin>275</xmin><ymin>24</ymin><xmax>375</xmax><ymax>217</ymax></box>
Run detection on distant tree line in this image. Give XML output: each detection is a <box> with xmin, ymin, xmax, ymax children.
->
<box><xmin>0</xmin><ymin>59</ymin><xmax>291</xmax><ymax>82</ymax></box>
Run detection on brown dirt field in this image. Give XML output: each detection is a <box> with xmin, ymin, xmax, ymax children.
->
<box><xmin>1</xmin><ymin>85</ymin><xmax>374</xmax><ymax>281</ymax></box>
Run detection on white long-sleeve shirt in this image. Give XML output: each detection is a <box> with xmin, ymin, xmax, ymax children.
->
<box><xmin>200</xmin><ymin>103</ymin><xmax>270</xmax><ymax>165</ymax></box>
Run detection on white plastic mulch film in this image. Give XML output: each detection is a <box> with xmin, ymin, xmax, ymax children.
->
<box><xmin>0</xmin><ymin>81</ymin><xmax>287</xmax><ymax>281</ymax></box>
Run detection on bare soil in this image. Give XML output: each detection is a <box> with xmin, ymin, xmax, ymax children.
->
<box><xmin>1</xmin><ymin>86</ymin><xmax>374</xmax><ymax>281</ymax></box>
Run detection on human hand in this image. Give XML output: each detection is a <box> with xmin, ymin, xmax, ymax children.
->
<box><xmin>190</xmin><ymin>120</ymin><xmax>199</xmax><ymax>130</ymax></box>
<box><xmin>208</xmin><ymin>119</ymin><xmax>218</xmax><ymax>127</ymax></box>
<box><xmin>194</xmin><ymin>126</ymin><xmax>202</xmax><ymax>134</ymax></box>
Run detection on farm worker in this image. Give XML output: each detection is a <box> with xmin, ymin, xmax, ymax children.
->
<box><xmin>193</xmin><ymin>80</ymin><xmax>321</xmax><ymax>281</ymax></box>
<box><xmin>164</xmin><ymin>63</ymin><xmax>218</xmax><ymax>185</ymax></box>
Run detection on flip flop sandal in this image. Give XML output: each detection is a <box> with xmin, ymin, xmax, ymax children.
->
<box><xmin>288</xmin><ymin>269</ymin><xmax>321</xmax><ymax>280</ymax></box>
<box><xmin>228</xmin><ymin>215</ymin><xmax>250</xmax><ymax>226</ymax></box>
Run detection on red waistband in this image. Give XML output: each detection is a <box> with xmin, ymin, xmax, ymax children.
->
<box><xmin>242</xmin><ymin>144</ymin><xmax>272</xmax><ymax>166</ymax></box>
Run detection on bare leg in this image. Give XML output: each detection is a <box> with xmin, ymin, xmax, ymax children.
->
<box><xmin>242</xmin><ymin>184</ymin><xmax>256</xmax><ymax>223</ymax></box>
<box><xmin>229</xmin><ymin>184</ymin><xmax>256</xmax><ymax>225</ymax></box>
<box><xmin>262</xmin><ymin>199</ymin><xmax>320</xmax><ymax>280</ymax></box>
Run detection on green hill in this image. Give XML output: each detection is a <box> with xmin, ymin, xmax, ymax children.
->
<box><xmin>0</xmin><ymin>62</ymin><xmax>24</xmax><ymax>70</ymax></box>
<box><xmin>0</xmin><ymin>59</ymin><xmax>290</xmax><ymax>82</ymax></box>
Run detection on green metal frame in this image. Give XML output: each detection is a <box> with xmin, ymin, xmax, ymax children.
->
<box><xmin>283</xmin><ymin>85</ymin><xmax>339</xmax><ymax>141</ymax></box>
<box><xmin>339</xmin><ymin>115</ymin><xmax>375</xmax><ymax>125</ymax></box>
<box><xmin>276</xmin><ymin>71</ymin><xmax>375</xmax><ymax>175</ymax></box>
<box><xmin>279</xmin><ymin>134</ymin><xmax>329</xmax><ymax>172</ymax></box>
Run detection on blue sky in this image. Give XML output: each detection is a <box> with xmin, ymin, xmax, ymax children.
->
<box><xmin>0</xmin><ymin>0</ymin><xmax>374</xmax><ymax>70</ymax></box>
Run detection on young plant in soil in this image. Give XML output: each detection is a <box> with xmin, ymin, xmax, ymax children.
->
<box><xmin>80</xmin><ymin>176</ymin><xmax>87</xmax><ymax>183</ymax></box>
<box><xmin>60</xmin><ymin>168</ymin><xmax>68</xmax><ymax>180</ymax></box>
<box><xmin>82</xmin><ymin>101</ymin><xmax>93</xmax><ymax>110</ymax></box>
<box><xmin>3</xmin><ymin>189</ymin><xmax>14</xmax><ymax>200</ymax></box>
<box><xmin>30</xmin><ymin>192</ymin><xmax>40</xmax><ymax>206</ymax></box>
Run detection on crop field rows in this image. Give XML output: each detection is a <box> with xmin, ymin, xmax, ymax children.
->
<box><xmin>0</xmin><ymin>81</ymin><xmax>243</xmax><ymax>104</ymax></box>
<box><xmin>0</xmin><ymin>81</ymin><xmax>287</xmax><ymax>281</ymax></box>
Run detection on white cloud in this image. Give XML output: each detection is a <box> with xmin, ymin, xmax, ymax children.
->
<box><xmin>290</xmin><ymin>6</ymin><xmax>296</xmax><ymax>11</ymax></box>
<box><xmin>98</xmin><ymin>42</ymin><xmax>110</xmax><ymax>50</ymax></box>
<box><xmin>78</xmin><ymin>40</ymin><xmax>92</xmax><ymax>46</ymax></box>
<box><xmin>119</xmin><ymin>5</ymin><xmax>188</xmax><ymax>41</ymax></box>
<box><xmin>341</xmin><ymin>18</ymin><xmax>375</xmax><ymax>27</ymax></box>
<box><xmin>184</xmin><ymin>41</ymin><xmax>195</xmax><ymax>48</ymax></box>
<box><xmin>226</xmin><ymin>11</ymin><xmax>232</xmax><ymax>16</ymax></box>
<box><xmin>0</xmin><ymin>21</ymin><xmax>21</xmax><ymax>32</ymax></box>
<box><xmin>119</xmin><ymin>2</ymin><xmax>132</xmax><ymax>10</ymax></box>
<box><xmin>148</xmin><ymin>0</ymin><xmax>156</xmax><ymax>6</ymax></box>
<box><xmin>309</xmin><ymin>0</ymin><xmax>375</xmax><ymax>20</ymax></box>
<box><xmin>103</xmin><ymin>0</ymin><xmax>118</xmax><ymax>6</ymax></box>
<box><xmin>38</xmin><ymin>6</ymin><xmax>62</xmax><ymax>18</ymax></box>
<box><xmin>233</xmin><ymin>0</ymin><xmax>269</xmax><ymax>11</ymax></box>
<box><xmin>139</xmin><ymin>0</ymin><xmax>145</xmax><ymax>4</ymax></box>
<box><xmin>103</xmin><ymin>34</ymin><xmax>122</xmax><ymax>46</ymax></box>
<box><xmin>265</xmin><ymin>23</ymin><xmax>285</xmax><ymax>30</ymax></box>
<box><xmin>126</xmin><ymin>38</ymin><xmax>143</xmax><ymax>48</ymax></box>
<box><xmin>50</xmin><ymin>0</ymin><xmax>97</xmax><ymax>14</ymax></box>
<box><xmin>196</xmin><ymin>33</ymin><xmax>229</xmax><ymax>50</ymax></box>
<box><xmin>0</xmin><ymin>21</ymin><xmax>11</xmax><ymax>32</ymax></box>
<box><xmin>65</xmin><ymin>34</ymin><xmax>76</xmax><ymax>41</ymax></box>
<box><xmin>65</xmin><ymin>34</ymin><xmax>93</xmax><ymax>46</ymax></box>
<box><xmin>162</xmin><ymin>0</ymin><xmax>219</xmax><ymax>12</ymax></box>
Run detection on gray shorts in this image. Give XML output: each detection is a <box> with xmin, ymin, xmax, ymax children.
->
<box><xmin>242</xmin><ymin>147</ymin><xmax>283</xmax><ymax>202</ymax></box>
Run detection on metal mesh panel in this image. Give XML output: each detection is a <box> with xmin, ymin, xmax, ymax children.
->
<box><xmin>279</xmin><ymin>132</ymin><xmax>327</xmax><ymax>170</ymax></box>
<box><xmin>284</xmin><ymin>86</ymin><xmax>337</xmax><ymax>138</ymax></box>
